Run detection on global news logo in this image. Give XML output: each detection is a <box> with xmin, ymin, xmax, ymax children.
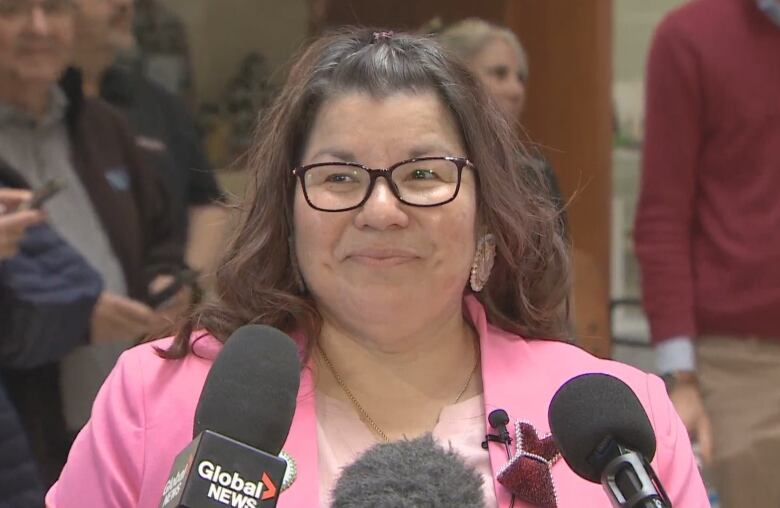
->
<box><xmin>161</xmin><ymin>454</ymin><xmax>193</xmax><ymax>506</ymax></box>
<box><xmin>198</xmin><ymin>460</ymin><xmax>278</xmax><ymax>508</ymax></box>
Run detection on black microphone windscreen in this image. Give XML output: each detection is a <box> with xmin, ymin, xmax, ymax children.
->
<box><xmin>547</xmin><ymin>373</ymin><xmax>656</xmax><ymax>483</ymax></box>
<box><xmin>331</xmin><ymin>434</ymin><xmax>486</xmax><ymax>508</ymax></box>
<box><xmin>488</xmin><ymin>409</ymin><xmax>509</xmax><ymax>428</ymax></box>
<box><xmin>193</xmin><ymin>325</ymin><xmax>301</xmax><ymax>456</ymax></box>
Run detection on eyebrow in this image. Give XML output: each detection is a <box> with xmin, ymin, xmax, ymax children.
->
<box><xmin>407</xmin><ymin>143</ymin><xmax>461</xmax><ymax>158</ymax></box>
<box><xmin>307</xmin><ymin>148</ymin><xmax>356</xmax><ymax>162</ymax></box>
<box><xmin>307</xmin><ymin>143</ymin><xmax>461</xmax><ymax>164</ymax></box>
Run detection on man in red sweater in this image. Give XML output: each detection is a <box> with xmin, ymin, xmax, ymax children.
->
<box><xmin>635</xmin><ymin>0</ymin><xmax>780</xmax><ymax>504</ymax></box>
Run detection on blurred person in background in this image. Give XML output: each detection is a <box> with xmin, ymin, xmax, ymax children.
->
<box><xmin>59</xmin><ymin>0</ymin><xmax>228</xmax><ymax>436</ymax></box>
<box><xmin>0</xmin><ymin>186</ymin><xmax>102</xmax><ymax>507</ymax></box>
<box><xmin>133</xmin><ymin>0</ymin><xmax>194</xmax><ymax>100</ymax></box>
<box><xmin>0</xmin><ymin>188</ymin><xmax>46</xmax><ymax>508</ymax></box>
<box><xmin>436</xmin><ymin>18</ymin><xmax>565</xmax><ymax>223</ymax></box>
<box><xmin>635</xmin><ymin>0</ymin><xmax>780</xmax><ymax>505</ymax></box>
<box><xmin>72</xmin><ymin>0</ymin><xmax>227</xmax><ymax>279</ymax></box>
<box><xmin>0</xmin><ymin>379</ymin><xmax>42</xmax><ymax>507</ymax></box>
<box><xmin>437</xmin><ymin>18</ymin><xmax>527</xmax><ymax>127</ymax></box>
<box><xmin>0</xmin><ymin>0</ymin><xmax>189</xmax><ymax>486</ymax></box>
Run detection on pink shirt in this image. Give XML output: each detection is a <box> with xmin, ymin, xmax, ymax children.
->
<box><xmin>47</xmin><ymin>296</ymin><xmax>710</xmax><ymax>507</ymax></box>
<box><xmin>316</xmin><ymin>393</ymin><xmax>497</xmax><ymax>506</ymax></box>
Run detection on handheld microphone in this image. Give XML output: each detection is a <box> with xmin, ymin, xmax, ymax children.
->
<box><xmin>159</xmin><ymin>325</ymin><xmax>301</xmax><ymax>508</ymax></box>
<box><xmin>548</xmin><ymin>373</ymin><xmax>672</xmax><ymax>508</ymax></box>
<box><xmin>330</xmin><ymin>434</ymin><xmax>486</xmax><ymax>508</ymax></box>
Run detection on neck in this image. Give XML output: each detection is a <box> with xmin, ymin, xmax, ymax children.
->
<box><xmin>76</xmin><ymin>49</ymin><xmax>113</xmax><ymax>97</ymax></box>
<box><xmin>0</xmin><ymin>77</ymin><xmax>51</xmax><ymax>120</ymax></box>
<box><xmin>315</xmin><ymin>306</ymin><xmax>481</xmax><ymax>440</ymax></box>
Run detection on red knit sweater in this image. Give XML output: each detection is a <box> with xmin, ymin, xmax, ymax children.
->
<box><xmin>635</xmin><ymin>0</ymin><xmax>780</xmax><ymax>343</ymax></box>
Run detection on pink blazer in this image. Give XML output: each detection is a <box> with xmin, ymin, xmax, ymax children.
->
<box><xmin>47</xmin><ymin>296</ymin><xmax>709</xmax><ymax>507</ymax></box>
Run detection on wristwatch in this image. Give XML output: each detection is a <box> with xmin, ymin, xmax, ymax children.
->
<box><xmin>660</xmin><ymin>370</ymin><xmax>698</xmax><ymax>393</ymax></box>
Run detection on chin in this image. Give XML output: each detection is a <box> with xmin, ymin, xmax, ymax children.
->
<box><xmin>17</xmin><ymin>65</ymin><xmax>65</xmax><ymax>86</ymax></box>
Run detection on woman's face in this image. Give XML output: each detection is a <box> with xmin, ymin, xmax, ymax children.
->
<box><xmin>293</xmin><ymin>90</ymin><xmax>478</xmax><ymax>334</ymax></box>
<box><xmin>469</xmin><ymin>36</ymin><xmax>526</xmax><ymax>123</ymax></box>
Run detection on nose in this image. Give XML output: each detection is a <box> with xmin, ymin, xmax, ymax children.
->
<box><xmin>353</xmin><ymin>177</ymin><xmax>409</xmax><ymax>230</ymax></box>
<box><xmin>29</xmin><ymin>6</ymin><xmax>51</xmax><ymax>34</ymax></box>
<box><xmin>506</xmin><ymin>75</ymin><xmax>525</xmax><ymax>100</ymax></box>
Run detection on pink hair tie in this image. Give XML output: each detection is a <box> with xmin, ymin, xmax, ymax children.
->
<box><xmin>371</xmin><ymin>31</ymin><xmax>394</xmax><ymax>43</ymax></box>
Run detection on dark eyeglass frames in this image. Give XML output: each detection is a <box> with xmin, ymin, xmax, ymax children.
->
<box><xmin>291</xmin><ymin>156</ymin><xmax>475</xmax><ymax>212</ymax></box>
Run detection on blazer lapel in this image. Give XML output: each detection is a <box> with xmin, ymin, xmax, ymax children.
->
<box><xmin>277</xmin><ymin>361</ymin><xmax>319</xmax><ymax>507</ymax></box>
<box><xmin>466</xmin><ymin>296</ymin><xmax>563</xmax><ymax>508</ymax></box>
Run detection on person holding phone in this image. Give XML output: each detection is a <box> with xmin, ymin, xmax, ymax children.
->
<box><xmin>0</xmin><ymin>188</ymin><xmax>43</xmax><ymax>258</ymax></box>
<box><xmin>0</xmin><ymin>184</ymin><xmax>106</xmax><ymax>365</ymax></box>
<box><xmin>0</xmin><ymin>186</ymin><xmax>102</xmax><ymax>506</ymax></box>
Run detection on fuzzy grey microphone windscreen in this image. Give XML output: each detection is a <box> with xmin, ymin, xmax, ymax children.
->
<box><xmin>330</xmin><ymin>434</ymin><xmax>486</xmax><ymax>508</ymax></box>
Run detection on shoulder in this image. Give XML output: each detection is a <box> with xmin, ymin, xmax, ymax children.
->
<box><xmin>77</xmin><ymin>94</ymin><xmax>124</xmax><ymax>123</ymax></box>
<box><xmin>121</xmin><ymin>332</ymin><xmax>219</xmax><ymax>380</ymax></box>
<box><xmin>111</xmin><ymin>333</ymin><xmax>220</xmax><ymax>417</ymax></box>
<box><xmin>505</xmin><ymin>333</ymin><xmax>677</xmax><ymax>443</ymax></box>
<box><xmin>492</xmin><ymin>330</ymin><xmax>683</xmax><ymax>455</ymax></box>
<box><xmin>655</xmin><ymin>0</ymin><xmax>736</xmax><ymax>47</ymax></box>
<box><xmin>519</xmin><ymin>336</ymin><xmax>657</xmax><ymax>390</ymax></box>
<box><xmin>486</xmin><ymin>325</ymin><xmax>663</xmax><ymax>411</ymax></box>
<box><xmin>70</xmin><ymin>96</ymin><xmax>136</xmax><ymax>157</ymax></box>
<box><xmin>46</xmin><ymin>333</ymin><xmax>221</xmax><ymax>507</ymax></box>
<box><xmin>480</xmin><ymin>328</ymin><xmax>708</xmax><ymax>505</ymax></box>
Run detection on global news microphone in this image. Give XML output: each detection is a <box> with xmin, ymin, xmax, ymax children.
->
<box><xmin>47</xmin><ymin>28</ymin><xmax>709</xmax><ymax>507</ymax></box>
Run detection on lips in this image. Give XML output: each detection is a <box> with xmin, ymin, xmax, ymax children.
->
<box><xmin>346</xmin><ymin>248</ymin><xmax>419</xmax><ymax>266</ymax></box>
<box><xmin>18</xmin><ymin>44</ymin><xmax>56</xmax><ymax>54</ymax></box>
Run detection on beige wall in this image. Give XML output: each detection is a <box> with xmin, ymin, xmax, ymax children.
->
<box><xmin>161</xmin><ymin>0</ymin><xmax>309</xmax><ymax>103</ymax></box>
<box><xmin>613</xmin><ymin>0</ymin><xmax>687</xmax><ymax>82</ymax></box>
<box><xmin>613</xmin><ymin>0</ymin><xmax>687</xmax><ymax>142</ymax></box>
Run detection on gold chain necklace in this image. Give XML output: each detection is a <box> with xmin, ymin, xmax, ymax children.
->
<box><xmin>317</xmin><ymin>339</ymin><xmax>480</xmax><ymax>443</ymax></box>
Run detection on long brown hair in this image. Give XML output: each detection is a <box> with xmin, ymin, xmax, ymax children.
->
<box><xmin>156</xmin><ymin>27</ymin><xmax>570</xmax><ymax>360</ymax></box>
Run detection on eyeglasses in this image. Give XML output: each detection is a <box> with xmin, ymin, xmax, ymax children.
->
<box><xmin>0</xmin><ymin>0</ymin><xmax>73</xmax><ymax>19</ymax></box>
<box><xmin>292</xmin><ymin>156</ymin><xmax>475</xmax><ymax>212</ymax></box>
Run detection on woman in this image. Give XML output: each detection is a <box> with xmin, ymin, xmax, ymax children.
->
<box><xmin>436</xmin><ymin>18</ymin><xmax>528</xmax><ymax>126</ymax></box>
<box><xmin>47</xmin><ymin>29</ymin><xmax>707</xmax><ymax>507</ymax></box>
<box><xmin>437</xmin><ymin>18</ymin><xmax>566</xmax><ymax>223</ymax></box>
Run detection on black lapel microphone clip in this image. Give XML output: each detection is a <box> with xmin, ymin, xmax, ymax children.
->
<box><xmin>482</xmin><ymin>409</ymin><xmax>512</xmax><ymax>450</ymax></box>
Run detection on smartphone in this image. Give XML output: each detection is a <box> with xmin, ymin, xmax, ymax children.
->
<box><xmin>19</xmin><ymin>178</ymin><xmax>66</xmax><ymax>210</ymax></box>
<box><xmin>147</xmin><ymin>269</ymin><xmax>199</xmax><ymax>309</ymax></box>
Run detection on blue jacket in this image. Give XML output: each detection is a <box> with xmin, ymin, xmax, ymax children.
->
<box><xmin>0</xmin><ymin>175</ymin><xmax>102</xmax><ymax>507</ymax></box>
<box><xmin>0</xmin><ymin>219</ymin><xmax>103</xmax><ymax>368</ymax></box>
<box><xmin>0</xmin><ymin>382</ymin><xmax>43</xmax><ymax>508</ymax></box>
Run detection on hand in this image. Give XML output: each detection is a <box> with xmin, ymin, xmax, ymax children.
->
<box><xmin>90</xmin><ymin>292</ymin><xmax>156</xmax><ymax>344</ymax></box>
<box><xmin>669</xmin><ymin>379</ymin><xmax>713</xmax><ymax>465</ymax></box>
<box><xmin>0</xmin><ymin>189</ymin><xmax>44</xmax><ymax>260</ymax></box>
<box><xmin>147</xmin><ymin>274</ymin><xmax>193</xmax><ymax>334</ymax></box>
